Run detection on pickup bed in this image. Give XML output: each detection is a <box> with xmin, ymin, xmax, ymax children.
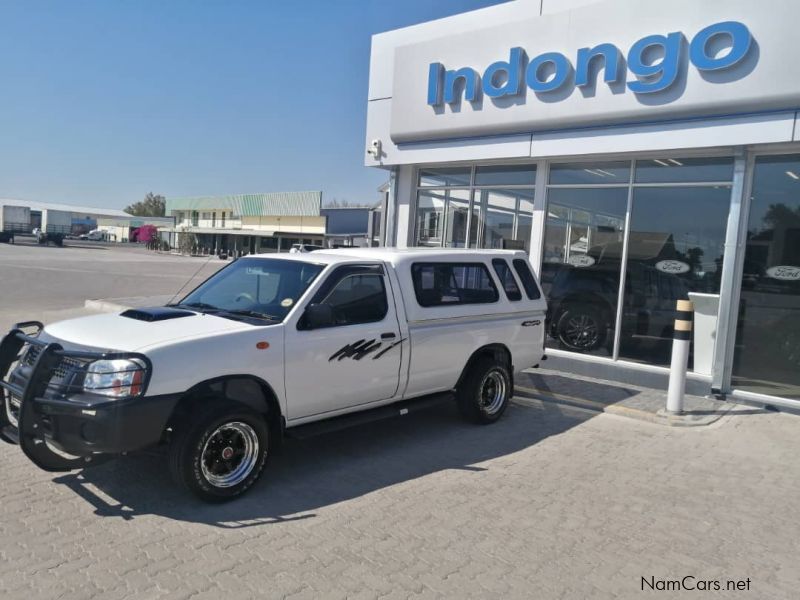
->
<box><xmin>1</xmin><ymin>248</ymin><xmax>547</xmax><ymax>501</ymax></box>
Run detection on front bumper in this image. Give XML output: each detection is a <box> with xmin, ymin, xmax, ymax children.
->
<box><xmin>0</xmin><ymin>323</ymin><xmax>177</xmax><ymax>472</ymax></box>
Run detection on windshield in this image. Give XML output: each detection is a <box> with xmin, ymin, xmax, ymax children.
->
<box><xmin>177</xmin><ymin>257</ymin><xmax>324</xmax><ymax>322</ymax></box>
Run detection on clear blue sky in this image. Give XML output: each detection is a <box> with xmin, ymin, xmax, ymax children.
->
<box><xmin>0</xmin><ymin>0</ymin><xmax>507</xmax><ymax>209</ymax></box>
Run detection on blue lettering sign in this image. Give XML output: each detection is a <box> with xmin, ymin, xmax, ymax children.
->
<box><xmin>482</xmin><ymin>47</ymin><xmax>526</xmax><ymax>98</ymax></box>
<box><xmin>575</xmin><ymin>43</ymin><xmax>623</xmax><ymax>88</ymax></box>
<box><xmin>526</xmin><ymin>52</ymin><xmax>572</xmax><ymax>92</ymax></box>
<box><xmin>690</xmin><ymin>21</ymin><xmax>752</xmax><ymax>71</ymax></box>
<box><xmin>626</xmin><ymin>32</ymin><xmax>683</xmax><ymax>94</ymax></box>
<box><xmin>443</xmin><ymin>67</ymin><xmax>481</xmax><ymax>104</ymax></box>
<box><xmin>426</xmin><ymin>20</ymin><xmax>753</xmax><ymax>106</ymax></box>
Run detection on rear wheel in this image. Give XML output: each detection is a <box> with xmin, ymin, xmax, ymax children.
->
<box><xmin>169</xmin><ymin>403</ymin><xmax>269</xmax><ymax>502</ymax></box>
<box><xmin>457</xmin><ymin>357</ymin><xmax>511</xmax><ymax>424</ymax></box>
<box><xmin>556</xmin><ymin>303</ymin><xmax>607</xmax><ymax>352</ymax></box>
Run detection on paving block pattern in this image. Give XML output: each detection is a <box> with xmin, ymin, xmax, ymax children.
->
<box><xmin>1</xmin><ymin>399</ymin><xmax>799</xmax><ymax>598</ymax></box>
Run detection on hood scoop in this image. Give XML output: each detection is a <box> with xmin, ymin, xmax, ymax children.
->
<box><xmin>120</xmin><ymin>306</ymin><xmax>196</xmax><ymax>322</ymax></box>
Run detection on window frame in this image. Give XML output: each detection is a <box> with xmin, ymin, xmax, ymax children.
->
<box><xmin>491</xmin><ymin>258</ymin><xmax>522</xmax><ymax>301</ymax></box>
<box><xmin>299</xmin><ymin>263</ymin><xmax>389</xmax><ymax>330</ymax></box>
<box><xmin>413</xmin><ymin>163</ymin><xmax>536</xmax><ymax>250</ymax></box>
<box><xmin>512</xmin><ymin>258</ymin><xmax>542</xmax><ymax>300</ymax></box>
<box><xmin>410</xmin><ymin>261</ymin><xmax>500</xmax><ymax>308</ymax></box>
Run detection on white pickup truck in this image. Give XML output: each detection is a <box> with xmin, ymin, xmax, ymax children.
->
<box><xmin>1</xmin><ymin>249</ymin><xmax>547</xmax><ymax>501</ymax></box>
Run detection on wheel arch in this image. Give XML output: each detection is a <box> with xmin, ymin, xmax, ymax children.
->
<box><xmin>166</xmin><ymin>374</ymin><xmax>284</xmax><ymax>447</ymax></box>
<box><xmin>455</xmin><ymin>343</ymin><xmax>514</xmax><ymax>394</ymax></box>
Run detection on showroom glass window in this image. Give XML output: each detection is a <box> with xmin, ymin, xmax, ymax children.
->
<box><xmin>541</xmin><ymin>157</ymin><xmax>734</xmax><ymax>368</ymax></box>
<box><xmin>542</xmin><ymin>162</ymin><xmax>630</xmax><ymax>358</ymax></box>
<box><xmin>619</xmin><ymin>158</ymin><xmax>733</xmax><ymax>367</ymax></box>
<box><xmin>414</xmin><ymin>164</ymin><xmax>535</xmax><ymax>251</ymax></box>
<box><xmin>732</xmin><ymin>155</ymin><xmax>800</xmax><ymax>400</ymax></box>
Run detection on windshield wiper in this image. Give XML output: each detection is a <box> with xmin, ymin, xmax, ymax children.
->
<box><xmin>170</xmin><ymin>302</ymin><xmax>221</xmax><ymax>313</ymax></box>
<box><xmin>221</xmin><ymin>309</ymin><xmax>281</xmax><ymax>321</ymax></box>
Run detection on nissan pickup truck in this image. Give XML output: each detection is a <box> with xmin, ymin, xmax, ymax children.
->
<box><xmin>1</xmin><ymin>249</ymin><xmax>547</xmax><ymax>501</ymax></box>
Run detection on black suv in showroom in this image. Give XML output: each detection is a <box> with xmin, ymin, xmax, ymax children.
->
<box><xmin>541</xmin><ymin>249</ymin><xmax>691</xmax><ymax>354</ymax></box>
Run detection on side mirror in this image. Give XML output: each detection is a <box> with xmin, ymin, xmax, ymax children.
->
<box><xmin>304</xmin><ymin>303</ymin><xmax>334</xmax><ymax>330</ymax></box>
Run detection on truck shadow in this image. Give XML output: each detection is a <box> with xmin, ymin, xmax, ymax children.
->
<box><xmin>53</xmin><ymin>399</ymin><xmax>593</xmax><ymax>528</ymax></box>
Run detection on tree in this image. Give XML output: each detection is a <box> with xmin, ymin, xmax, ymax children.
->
<box><xmin>324</xmin><ymin>198</ymin><xmax>378</xmax><ymax>209</ymax></box>
<box><xmin>125</xmin><ymin>192</ymin><xmax>166</xmax><ymax>217</ymax></box>
<box><xmin>178</xmin><ymin>228</ymin><xmax>197</xmax><ymax>255</ymax></box>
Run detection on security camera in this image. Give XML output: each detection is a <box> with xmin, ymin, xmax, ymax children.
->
<box><xmin>367</xmin><ymin>139</ymin><xmax>382</xmax><ymax>158</ymax></box>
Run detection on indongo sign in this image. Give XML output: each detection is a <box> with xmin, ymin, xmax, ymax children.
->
<box><xmin>427</xmin><ymin>21</ymin><xmax>752</xmax><ymax>106</ymax></box>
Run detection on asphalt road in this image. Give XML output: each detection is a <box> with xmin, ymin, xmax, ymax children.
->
<box><xmin>0</xmin><ymin>240</ymin><xmax>224</xmax><ymax>330</ymax></box>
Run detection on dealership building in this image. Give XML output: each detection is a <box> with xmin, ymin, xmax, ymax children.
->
<box><xmin>365</xmin><ymin>0</ymin><xmax>800</xmax><ymax>407</ymax></box>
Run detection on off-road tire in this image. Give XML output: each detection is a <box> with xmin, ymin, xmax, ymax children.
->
<box><xmin>456</xmin><ymin>357</ymin><xmax>511</xmax><ymax>425</ymax></box>
<box><xmin>168</xmin><ymin>402</ymin><xmax>269</xmax><ymax>503</ymax></box>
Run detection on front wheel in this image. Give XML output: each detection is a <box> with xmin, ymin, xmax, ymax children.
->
<box><xmin>457</xmin><ymin>357</ymin><xmax>511</xmax><ymax>424</ymax></box>
<box><xmin>169</xmin><ymin>404</ymin><xmax>269</xmax><ymax>502</ymax></box>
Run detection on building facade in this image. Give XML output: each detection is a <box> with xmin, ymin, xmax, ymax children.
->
<box><xmin>321</xmin><ymin>207</ymin><xmax>383</xmax><ymax>248</ymax></box>
<box><xmin>165</xmin><ymin>191</ymin><xmax>325</xmax><ymax>254</ymax></box>
<box><xmin>365</xmin><ymin>0</ymin><xmax>800</xmax><ymax>408</ymax></box>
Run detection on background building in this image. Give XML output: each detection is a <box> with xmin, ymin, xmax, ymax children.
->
<box><xmin>165</xmin><ymin>191</ymin><xmax>325</xmax><ymax>255</ymax></box>
<box><xmin>364</xmin><ymin>0</ymin><xmax>800</xmax><ymax>409</ymax></box>
<box><xmin>0</xmin><ymin>198</ymin><xmax>172</xmax><ymax>241</ymax></box>
<box><xmin>321</xmin><ymin>206</ymin><xmax>383</xmax><ymax>248</ymax></box>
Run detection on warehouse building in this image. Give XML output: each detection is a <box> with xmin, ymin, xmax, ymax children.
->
<box><xmin>364</xmin><ymin>0</ymin><xmax>800</xmax><ymax>408</ymax></box>
<box><xmin>0</xmin><ymin>199</ymin><xmax>172</xmax><ymax>242</ymax></box>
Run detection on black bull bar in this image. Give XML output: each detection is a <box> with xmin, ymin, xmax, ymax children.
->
<box><xmin>0</xmin><ymin>322</ymin><xmax>149</xmax><ymax>472</ymax></box>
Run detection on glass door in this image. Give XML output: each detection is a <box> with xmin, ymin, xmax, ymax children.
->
<box><xmin>732</xmin><ymin>155</ymin><xmax>800</xmax><ymax>400</ymax></box>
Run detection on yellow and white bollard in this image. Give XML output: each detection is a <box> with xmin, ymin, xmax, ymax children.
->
<box><xmin>666</xmin><ymin>299</ymin><xmax>693</xmax><ymax>414</ymax></box>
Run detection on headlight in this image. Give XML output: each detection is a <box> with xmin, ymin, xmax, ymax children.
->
<box><xmin>83</xmin><ymin>359</ymin><xmax>147</xmax><ymax>398</ymax></box>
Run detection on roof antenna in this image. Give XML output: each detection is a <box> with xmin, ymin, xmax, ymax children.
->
<box><xmin>167</xmin><ymin>254</ymin><xmax>217</xmax><ymax>306</ymax></box>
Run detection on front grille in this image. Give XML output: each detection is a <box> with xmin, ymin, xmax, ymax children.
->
<box><xmin>53</xmin><ymin>357</ymin><xmax>83</xmax><ymax>379</ymax></box>
<box><xmin>23</xmin><ymin>344</ymin><xmax>41</xmax><ymax>366</ymax></box>
<box><xmin>14</xmin><ymin>344</ymin><xmax>89</xmax><ymax>396</ymax></box>
<box><xmin>22</xmin><ymin>345</ymin><xmax>86</xmax><ymax>379</ymax></box>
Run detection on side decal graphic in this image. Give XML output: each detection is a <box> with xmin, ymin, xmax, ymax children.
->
<box><xmin>372</xmin><ymin>339</ymin><xmax>405</xmax><ymax>360</ymax></box>
<box><xmin>329</xmin><ymin>338</ymin><xmax>406</xmax><ymax>362</ymax></box>
<box><xmin>329</xmin><ymin>339</ymin><xmax>382</xmax><ymax>361</ymax></box>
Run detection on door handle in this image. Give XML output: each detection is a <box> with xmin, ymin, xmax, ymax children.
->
<box><xmin>381</xmin><ymin>332</ymin><xmax>397</xmax><ymax>340</ymax></box>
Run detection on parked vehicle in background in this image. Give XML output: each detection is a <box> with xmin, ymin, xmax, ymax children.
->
<box><xmin>79</xmin><ymin>229</ymin><xmax>108</xmax><ymax>241</ymax></box>
<box><xmin>543</xmin><ymin>253</ymin><xmax>689</xmax><ymax>353</ymax></box>
<box><xmin>0</xmin><ymin>205</ymin><xmax>31</xmax><ymax>244</ymax></box>
<box><xmin>43</xmin><ymin>210</ymin><xmax>72</xmax><ymax>241</ymax></box>
<box><xmin>1</xmin><ymin>249</ymin><xmax>546</xmax><ymax>502</ymax></box>
<box><xmin>289</xmin><ymin>243</ymin><xmax>324</xmax><ymax>253</ymax></box>
<box><xmin>31</xmin><ymin>227</ymin><xmax>65</xmax><ymax>247</ymax></box>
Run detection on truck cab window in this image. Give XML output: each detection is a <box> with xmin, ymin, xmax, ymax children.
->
<box><xmin>492</xmin><ymin>259</ymin><xmax>522</xmax><ymax>301</ymax></box>
<box><xmin>319</xmin><ymin>273</ymin><xmax>388</xmax><ymax>326</ymax></box>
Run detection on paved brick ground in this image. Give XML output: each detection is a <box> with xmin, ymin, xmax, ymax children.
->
<box><xmin>3</xmin><ymin>243</ymin><xmax>799</xmax><ymax>598</ymax></box>
<box><xmin>2</xmin><ymin>398</ymin><xmax>799</xmax><ymax>599</ymax></box>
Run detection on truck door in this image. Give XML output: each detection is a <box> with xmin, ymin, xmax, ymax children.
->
<box><xmin>284</xmin><ymin>263</ymin><xmax>403</xmax><ymax>420</ymax></box>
